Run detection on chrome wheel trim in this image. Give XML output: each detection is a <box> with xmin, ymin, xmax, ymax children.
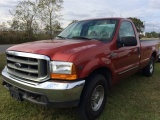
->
<box><xmin>91</xmin><ymin>85</ymin><xmax>104</xmax><ymax>111</ymax></box>
<box><xmin>150</xmin><ymin>62</ymin><xmax>153</xmax><ymax>73</ymax></box>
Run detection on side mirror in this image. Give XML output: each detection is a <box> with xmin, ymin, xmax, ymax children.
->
<box><xmin>120</xmin><ymin>36</ymin><xmax>137</xmax><ymax>47</ymax></box>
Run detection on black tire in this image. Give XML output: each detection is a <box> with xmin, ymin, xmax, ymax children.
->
<box><xmin>77</xmin><ymin>74</ymin><xmax>108</xmax><ymax>120</ymax></box>
<box><xmin>142</xmin><ymin>56</ymin><xmax>154</xmax><ymax>77</ymax></box>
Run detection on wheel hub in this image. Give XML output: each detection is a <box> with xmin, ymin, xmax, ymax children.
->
<box><xmin>150</xmin><ymin>63</ymin><xmax>153</xmax><ymax>73</ymax></box>
<box><xmin>91</xmin><ymin>85</ymin><xmax>104</xmax><ymax>111</ymax></box>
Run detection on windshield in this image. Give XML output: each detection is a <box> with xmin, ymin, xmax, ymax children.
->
<box><xmin>56</xmin><ymin>19</ymin><xmax>118</xmax><ymax>42</ymax></box>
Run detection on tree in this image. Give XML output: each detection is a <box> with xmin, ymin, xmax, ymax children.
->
<box><xmin>10</xmin><ymin>0</ymin><xmax>41</xmax><ymax>38</ymax></box>
<box><xmin>150</xmin><ymin>31</ymin><xmax>158</xmax><ymax>38</ymax></box>
<box><xmin>67</xmin><ymin>20</ymin><xmax>78</xmax><ymax>26</ymax></box>
<box><xmin>145</xmin><ymin>32</ymin><xmax>152</xmax><ymax>38</ymax></box>
<box><xmin>145</xmin><ymin>32</ymin><xmax>159</xmax><ymax>38</ymax></box>
<box><xmin>39</xmin><ymin>0</ymin><xmax>63</xmax><ymax>39</ymax></box>
<box><xmin>128</xmin><ymin>17</ymin><xmax>144</xmax><ymax>33</ymax></box>
<box><xmin>0</xmin><ymin>22</ymin><xmax>7</xmax><ymax>31</ymax></box>
<box><xmin>70</xmin><ymin>20</ymin><xmax>78</xmax><ymax>24</ymax></box>
<box><xmin>8</xmin><ymin>19</ymin><xmax>20</xmax><ymax>31</ymax></box>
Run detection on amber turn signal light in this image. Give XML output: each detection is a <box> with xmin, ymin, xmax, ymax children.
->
<box><xmin>50</xmin><ymin>64</ymin><xmax>78</xmax><ymax>80</ymax></box>
<box><xmin>50</xmin><ymin>73</ymin><xmax>77</xmax><ymax>80</ymax></box>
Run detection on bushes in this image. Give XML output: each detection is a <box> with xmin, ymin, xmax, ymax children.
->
<box><xmin>0</xmin><ymin>30</ymin><xmax>57</xmax><ymax>44</ymax></box>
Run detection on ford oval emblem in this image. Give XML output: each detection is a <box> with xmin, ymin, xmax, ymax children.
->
<box><xmin>15</xmin><ymin>63</ymin><xmax>22</xmax><ymax>68</ymax></box>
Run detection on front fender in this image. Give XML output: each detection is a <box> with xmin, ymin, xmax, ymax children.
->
<box><xmin>77</xmin><ymin>57</ymin><xmax>115</xmax><ymax>79</ymax></box>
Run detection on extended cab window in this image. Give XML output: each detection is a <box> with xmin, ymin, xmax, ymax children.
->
<box><xmin>119</xmin><ymin>21</ymin><xmax>135</xmax><ymax>38</ymax></box>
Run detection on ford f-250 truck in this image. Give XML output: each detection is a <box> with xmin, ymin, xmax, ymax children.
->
<box><xmin>1</xmin><ymin>18</ymin><xmax>160</xmax><ymax>120</ymax></box>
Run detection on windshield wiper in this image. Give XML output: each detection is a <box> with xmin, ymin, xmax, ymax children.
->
<box><xmin>57</xmin><ymin>36</ymin><xmax>67</xmax><ymax>39</ymax></box>
<box><xmin>71</xmin><ymin>36</ymin><xmax>92</xmax><ymax>40</ymax></box>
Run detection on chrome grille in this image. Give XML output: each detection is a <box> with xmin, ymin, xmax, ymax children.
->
<box><xmin>6</xmin><ymin>51</ymin><xmax>50</xmax><ymax>82</ymax></box>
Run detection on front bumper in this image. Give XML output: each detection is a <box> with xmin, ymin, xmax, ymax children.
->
<box><xmin>1</xmin><ymin>67</ymin><xmax>85</xmax><ymax>108</ymax></box>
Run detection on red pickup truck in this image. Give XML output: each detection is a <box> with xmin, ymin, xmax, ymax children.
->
<box><xmin>1</xmin><ymin>18</ymin><xmax>160</xmax><ymax>120</ymax></box>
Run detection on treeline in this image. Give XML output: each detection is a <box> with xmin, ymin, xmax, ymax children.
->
<box><xmin>0</xmin><ymin>26</ymin><xmax>62</xmax><ymax>45</ymax></box>
<box><xmin>145</xmin><ymin>32</ymin><xmax>160</xmax><ymax>38</ymax></box>
<box><xmin>0</xmin><ymin>30</ymin><xmax>54</xmax><ymax>44</ymax></box>
<box><xmin>0</xmin><ymin>0</ymin><xmax>63</xmax><ymax>44</ymax></box>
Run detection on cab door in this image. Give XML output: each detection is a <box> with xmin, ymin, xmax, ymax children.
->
<box><xmin>112</xmin><ymin>21</ymin><xmax>140</xmax><ymax>81</ymax></box>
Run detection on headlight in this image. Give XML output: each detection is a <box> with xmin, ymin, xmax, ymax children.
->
<box><xmin>50</xmin><ymin>61</ymin><xmax>77</xmax><ymax>80</ymax></box>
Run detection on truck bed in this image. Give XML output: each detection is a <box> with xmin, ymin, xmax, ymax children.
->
<box><xmin>140</xmin><ymin>39</ymin><xmax>160</xmax><ymax>68</ymax></box>
<box><xmin>140</xmin><ymin>39</ymin><xmax>160</xmax><ymax>47</ymax></box>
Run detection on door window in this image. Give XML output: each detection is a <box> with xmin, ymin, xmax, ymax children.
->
<box><xmin>119</xmin><ymin>21</ymin><xmax>135</xmax><ymax>38</ymax></box>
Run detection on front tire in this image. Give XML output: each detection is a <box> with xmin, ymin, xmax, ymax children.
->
<box><xmin>142</xmin><ymin>56</ymin><xmax>154</xmax><ymax>77</ymax></box>
<box><xmin>77</xmin><ymin>74</ymin><xmax>108</xmax><ymax>120</ymax></box>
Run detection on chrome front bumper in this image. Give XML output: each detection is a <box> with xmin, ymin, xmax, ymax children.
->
<box><xmin>1</xmin><ymin>67</ymin><xmax>85</xmax><ymax>107</ymax></box>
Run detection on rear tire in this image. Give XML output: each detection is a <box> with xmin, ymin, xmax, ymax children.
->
<box><xmin>77</xmin><ymin>74</ymin><xmax>108</xmax><ymax>120</ymax></box>
<box><xmin>142</xmin><ymin>56</ymin><xmax>154</xmax><ymax>77</ymax></box>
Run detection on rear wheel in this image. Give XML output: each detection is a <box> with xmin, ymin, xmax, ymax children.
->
<box><xmin>142</xmin><ymin>56</ymin><xmax>154</xmax><ymax>77</ymax></box>
<box><xmin>77</xmin><ymin>74</ymin><xmax>108</xmax><ymax>120</ymax></box>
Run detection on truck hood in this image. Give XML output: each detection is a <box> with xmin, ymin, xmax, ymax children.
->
<box><xmin>7</xmin><ymin>39</ymin><xmax>101</xmax><ymax>61</ymax></box>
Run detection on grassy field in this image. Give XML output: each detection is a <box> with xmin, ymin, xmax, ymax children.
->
<box><xmin>0</xmin><ymin>53</ymin><xmax>160</xmax><ymax>120</ymax></box>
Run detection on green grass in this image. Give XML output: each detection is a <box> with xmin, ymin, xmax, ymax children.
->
<box><xmin>1</xmin><ymin>53</ymin><xmax>160</xmax><ymax>120</ymax></box>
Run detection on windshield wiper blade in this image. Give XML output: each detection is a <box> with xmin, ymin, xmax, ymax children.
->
<box><xmin>57</xmin><ymin>36</ymin><xmax>67</xmax><ymax>39</ymax></box>
<box><xmin>72</xmin><ymin>36</ymin><xmax>92</xmax><ymax>40</ymax></box>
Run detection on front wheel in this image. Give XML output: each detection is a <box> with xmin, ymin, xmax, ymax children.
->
<box><xmin>77</xmin><ymin>74</ymin><xmax>108</xmax><ymax>120</ymax></box>
<box><xmin>142</xmin><ymin>56</ymin><xmax>154</xmax><ymax>77</ymax></box>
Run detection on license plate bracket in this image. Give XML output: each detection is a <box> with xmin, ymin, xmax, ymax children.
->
<box><xmin>9</xmin><ymin>87</ymin><xmax>23</xmax><ymax>101</ymax></box>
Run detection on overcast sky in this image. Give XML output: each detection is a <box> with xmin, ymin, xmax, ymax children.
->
<box><xmin>0</xmin><ymin>0</ymin><xmax>160</xmax><ymax>32</ymax></box>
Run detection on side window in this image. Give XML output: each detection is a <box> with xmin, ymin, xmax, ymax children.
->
<box><xmin>119</xmin><ymin>21</ymin><xmax>135</xmax><ymax>38</ymax></box>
